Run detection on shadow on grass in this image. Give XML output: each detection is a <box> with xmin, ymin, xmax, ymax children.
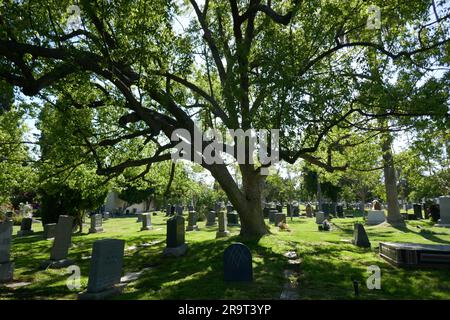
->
<box><xmin>116</xmin><ymin>235</ymin><xmax>288</xmax><ymax>300</ymax></box>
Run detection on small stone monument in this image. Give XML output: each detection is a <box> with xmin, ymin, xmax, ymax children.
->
<box><xmin>227</xmin><ymin>211</ymin><xmax>240</xmax><ymax>227</ymax></box>
<box><xmin>268</xmin><ymin>209</ymin><xmax>277</xmax><ymax>223</ymax></box>
<box><xmin>367</xmin><ymin>210</ymin><xmax>386</xmax><ymax>225</ymax></box>
<box><xmin>274</xmin><ymin>213</ymin><xmax>286</xmax><ymax>226</ymax></box>
<box><xmin>435</xmin><ymin>196</ymin><xmax>450</xmax><ymax>227</ymax></box>
<box><xmin>89</xmin><ymin>214</ymin><xmax>104</xmax><ymax>233</ymax></box>
<box><xmin>176</xmin><ymin>205</ymin><xmax>184</xmax><ymax>216</ymax></box>
<box><xmin>223</xmin><ymin>243</ymin><xmax>253</xmax><ymax>282</ymax></box>
<box><xmin>43</xmin><ymin>223</ymin><xmax>57</xmax><ymax>240</ymax></box>
<box><xmin>353</xmin><ymin>224</ymin><xmax>371</xmax><ymax>248</ymax></box>
<box><xmin>163</xmin><ymin>215</ymin><xmax>188</xmax><ymax>257</ymax></box>
<box><xmin>42</xmin><ymin>215</ymin><xmax>74</xmax><ymax>268</ymax></box>
<box><xmin>216</xmin><ymin>211</ymin><xmax>230</xmax><ymax>238</ymax></box>
<box><xmin>17</xmin><ymin>217</ymin><xmax>34</xmax><ymax>236</ymax></box>
<box><xmin>0</xmin><ymin>221</ymin><xmax>14</xmax><ymax>283</ymax></box>
<box><xmin>413</xmin><ymin>204</ymin><xmax>422</xmax><ymax>220</ymax></box>
<box><xmin>78</xmin><ymin>239</ymin><xmax>126</xmax><ymax>300</ymax></box>
<box><xmin>103</xmin><ymin>212</ymin><xmax>110</xmax><ymax>220</ymax></box>
<box><xmin>186</xmin><ymin>210</ymin><xmax>199</xmax><ymax>231</ymax></box>
<box><xmin>315</xmin><ymin>211</ymin><xmax>325</xmax><ymax>224</ymax></box>
<box><xmin>165</xmin><ymin>204</ymin><xmax>171</xmax><ymax>217</ymax></box>
<box><xmin>205</xmin><ymin>210</ymin><xmax>217</xmax><ymax>227</ymax></box>
<box><xmin>140</xmin><ymin>213</ymin><xmax>152</xmax><ymax>231</ymax></box>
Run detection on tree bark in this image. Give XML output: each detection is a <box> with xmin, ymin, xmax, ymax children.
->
<box><xmin>207</xmin><ymin>163</ymin><xmax>270</xmax><ymax>238</ymax></box>
<box><xmin>381</xmin><ymin>133</ymin><xmax>405</xmax><ymax>226</ymax></box>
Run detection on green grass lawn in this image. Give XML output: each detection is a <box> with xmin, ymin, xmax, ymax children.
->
<box><xmin>2</xmin><ymin>214</ymin><xmax>450</xmax><ymax>300</ymax></box>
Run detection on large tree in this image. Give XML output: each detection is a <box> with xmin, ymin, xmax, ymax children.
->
<box><xmin>0</xmin><ymin>0</ymin><xmax>448</xmax><ymax>237</ymax></box>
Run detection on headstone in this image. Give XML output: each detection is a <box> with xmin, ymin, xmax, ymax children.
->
<box><xmin>315</xmin><ymin>211</ymin><xmax>325</xmax><ymax>224</ymax></box>
<box><xmin>205</xmin><ymin>210</ymin><xmax>217</xmax><ymax>227</ymax></box>
<box><xmin>293</xmin><ymin>205</ymin><xmax>300</xmax><ymax>217</ymax></box>
<box><xmin>78</xmin><ymin>239</ymin><xmax>125</xmax><ymax>300</ymax></box>
<box><xmin>269</xmin><ymin>209</ymin><xmax>277</xmax><ymax>223</ymax></box>
<box><xmin>226</xmin><ymin>204</ymin><xmax>234</xmax><ymax>213</ymax></box>
<box><xmin>353</xmin><ymin>224</ymin><xmax>371</xmax><ymax>248</ymax></box>
<box><xmin>170</xmin><ymin>205</ymin><xmax>175</xmax><ymax>216</ymax></box>
<box><xmin>367</xmin><ymin>210</ymin><xmax>386</xmax><ymax>225</ymax></box>
<box><xmin>305</xmin><ymin>204</ymin><xmax>313</xmax><ymax>217</ymax></box>
<box><xmin>43</xmin><ymin>223</ymin><xmax>57</xmax><ymax>240</ymax></box>
<box><xmin>165</xmin><ymin>205</ymin><xmax>171</xmax><ymax>217</ymax></box>
<box><xmin>176</xmin><ymin>205</ymin><xmax>184</xmax><ymax>216</ymax></box>
<box><xmin>227</xmin><ymin>212</ymin><xmax>240</xmax><ymax>226</ymax></box>
<box><xmin>274</xmin><ymin>213</ymin><xmax>286</xmax><ymax>226</ymax></box>
<box><xmin>17</xmin><ymin>218</ymin><xmax>33</xmax><ymax>236</ymax></box>
<box><xmin>435</xmin><ymin>196</ymin><xmax>450</xmax><ymax>227</ymax></box>
<box><xmin>186</xmin><ymin>210</ymin><xmax>199</xmax><ymax>231</ymax></box>
<box><xmin>140</xmin><ymin>213</ymin><xmax>152</xmax><ymax>231</ymax></box>
<box><xmin>223</xmin><ymin>243</ymin><xmax>253</xmax><ymax>282</ymax></box>
<box><xmin>428</xmin><ymin>203</ymin><xmax>440</xmax><ymax>222</ymax></box>
<box><xmin>103</xmin><ymin>212</ymin><xmax>110</xmax><ymax>220</ymax></box>
<box><xmin>286</xmin><ymin>204</ymin><xmax>292</xmax><ymax>217</ymax></box>
<box><xmin>379</xmin><ymin>242</ymin><xmax>450</xmax><ymax>268</ymax></box>
<box><xmin>41</xmin><ymin>215</ymin><xmax>74</xmax><ymax>268</ymax></box>
<box><xmin>413</xmin><ymin>204</ymin><xmax>422</xmax><ymax>220</ymax></box>
<box><xmin>0</xmin><ymin>221</ymin><xmax>14</xmax><ymax>283</ymax></box>
<box><xmin>216</xmin><ymin>211</ymin><xmax>230</xmax><ymax>238</ymax></box>
<box><xmin>163</xmin><ymin>215</ymin><xmax>187</xmax><ymax>256</ymax></box>
<box><xmin>89</xmin><ymin>214</ymin><xmax>104</xmax><ymax>233</ymax></box>
<box><xmin>136</xmin><ymin>213</ymin><xmax>143</xmax><ymax>223</ymax></box>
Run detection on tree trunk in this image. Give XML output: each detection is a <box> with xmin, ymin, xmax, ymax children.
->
<box><xmin>381</xmin><ymin>133</ymin><xmax>405</xmax><ymax>226</ymax></box>
<box><xmin>206</xmin><ymin>163</ymin><xmax>270</xmax><ymax>238</ymax></box>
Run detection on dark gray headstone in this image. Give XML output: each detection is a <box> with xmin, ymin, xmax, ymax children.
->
<box><xmin>50</xmin><ymin>215</ymin><xmax>74</xmax><ymax>261</ymax></box>
<box><xmin>141</xmin><ymin>213</ymin><xmax>152</xmax><ymax>231</ymax></box>
<box><xmin>176</xmin><ymin>205</ymin><xmax>184</xmax><ymax>216</ymax></box>
<box><xmin>43</xmin><ymin>223</ymin><xmax>57</xmax><ymax>240</ymax></box>
<box><xmin>17</xmin><ymin>218</ymin><xmax>33</xmax><ymax>236</ymax></box>
<box><xmin>293</xmin><ymin>205</ymin><xmax>300</xmax><ymax>217</ymax></box>
<box><xmin>353</xmin><ymin>223</ymin><xmax>371</xmax><ymax>248</ymax></box>
<box><xmin>206</xmin><ymin>210</ymin><xmax>217</xmax><ymax>227</ymax></box>
<box><xmin>413</xmin><ymin>203</ymin><xmax>422</xmax><ymax>220</ymax></box>
<box><xmin>86</xmin><ymin>239</ymin><xmax>125</xmax><ymax>293</ymax></box>
<box><xmin>224</xmin><ymin>243</ymin><xmax>253</xmax><ymax>282</ymax></box>
<box><xmin>274</xmin><ymin>213</ymin><xmax>286</xmax><ymax>226</ymax></box>
<box><xmin>186</xmin><ymin>211</ymin><xmax>199</xmax><ymax>231</ymax></box>
<box><xmin>89</xmin><ymin>214</ymin><xmax>104</xmax><ymax>233</ymax></box>
<box><xmin>165</xmin><ymin>205</ymin><xmax>171</xmax><ymax>217</ymax></box>
<box><xmin>286</xmin><ymin>204</ymin><xmax>292</xmax><ymax>217</ymax></box>
<box><xmin>269</xmin><ymin>209</ymin><xmax>277</xmax><ymax>223</ymax></box>
<box><xmin>166</xmin><ymin>215</ymin><xmax>185</xmax><ymax>248</ymax></box>
<box><xmin>227</xmin><ymin>212</ymin><xmax>240</xmax><ymax>226</ymax></box>
<box><xmin>0</xmin><ymin>221</ymin><xmax>13</xmax><ymax>264</ymax></box>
